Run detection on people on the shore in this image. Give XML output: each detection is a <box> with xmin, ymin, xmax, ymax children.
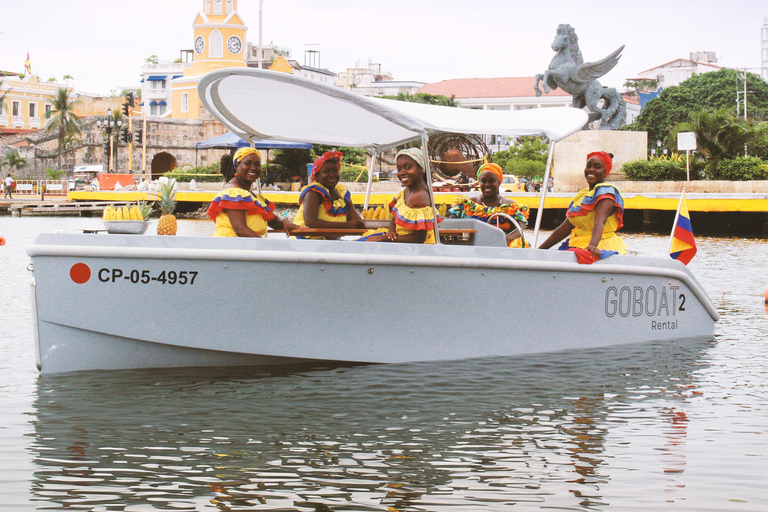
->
<box><xmin>207</xmin><ymin>148</ymin><xmax>299</xmax><ymax>237</ymax></box>
<box><xmin>292</xmin><ymin>150</ymin><xmax>365</xmax><ymax>239</ymax></box>
<box><xmin>448</xmin><ymin>162</ymin><xmax>530</xmax><ymax>247</ymax></box>
<box><xmin>4</xmin><ymin>174</ymin><xmax>14</xmax><ymax>199</ymax></box>
<box><xmin>539</xmin><ymin>151</ymin><xmax>627</xmax><ymax>258</ymax></box>
<box><xmin>365</xmin><ymin>147</ymin><xmax>439</xmax><ymax>244</ymax></box>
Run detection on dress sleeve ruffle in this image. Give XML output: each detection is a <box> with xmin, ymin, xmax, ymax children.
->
<box><xmin>392</xmin><ymin>204</ymin><xmax>437</xmax><ymax>231</ymax></box>
<box><xmin>566</xmin><ymin>184</ymin><xmax>624</xmax><ymax>228</ymax></box>
<box><xmin>299</xmin><ymin>183</ymin><xmax>352</xmax><ymax>217</ymax></box>
<box><xmin>448</xmin><ymin>198</ymin><xmax>529</xmax><ymax>231</ymax></box>
<box><xmin>207</xmin><ymin>188</ymin><xmax>275</xmax><ymax>221</ymax></box>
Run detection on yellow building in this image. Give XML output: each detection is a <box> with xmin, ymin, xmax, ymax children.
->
<box><xmin>0</xmin><ymin>73</ymin><xmax>69</xmax><ymax>134</ymax></box>
<box><xmin>171</xmin><ymin>0</ymin><xmax>248</xmax><ymax>119</ymax></box>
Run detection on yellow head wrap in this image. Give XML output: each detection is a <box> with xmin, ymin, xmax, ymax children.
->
<box><xmin>476</xmin><ymin>162</ymin><xmax>504</xmax><ymax>183</ymax></box>
<box><xmin>233</xmin><ymin>148</ymin><xmax>261</xmax><ymax>168</ymax></box>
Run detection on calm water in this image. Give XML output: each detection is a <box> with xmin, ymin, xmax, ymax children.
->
<box><xmin>1</xmin><ymin>217</ymin><xmax>767</xmax><ymax>511</ymax></box>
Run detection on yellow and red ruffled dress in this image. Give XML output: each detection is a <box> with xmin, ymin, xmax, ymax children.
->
<box><xmin>448</xmin><ymin>197</ymin><xmax>530</xmax><ymax>247</ymax></box>
<box><xmin>564</xmin><ymin>184</ymin><xmax>627</xmax><ymax>254</ymax></box>
<box><xmin>390</xmin><ymin>189</ymin><xmax>439</xmax><ymax>244</ymax></box>
<box><xmin>207</xmin><ymin>187</ymin><xmax>275</xmax><ymax>237</ymax></box>
<box><xmin>292</xmin><ymin>182</ymin><xmax>353</xmax><ymax>239</ymax></box>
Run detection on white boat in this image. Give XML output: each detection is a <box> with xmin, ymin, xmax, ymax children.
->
<box><xmin>27</xmin><ymin>69</ymin><xmax>719</xmax><ymax>374</ymax></box>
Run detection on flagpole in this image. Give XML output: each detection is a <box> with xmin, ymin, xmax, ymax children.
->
<box><xmin>668</xmin><ymin>188</ymin><xmax>685</xmax><ymax>255</ymax></box>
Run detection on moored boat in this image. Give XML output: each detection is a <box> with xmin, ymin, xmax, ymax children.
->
<box><xmin>27</xmin><ymin>69</ymin><xmax>719</xmax><ymax>374</ymax></box>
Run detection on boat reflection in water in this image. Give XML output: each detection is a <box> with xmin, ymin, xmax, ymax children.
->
<box><xmin>29</xmin><ymin>338</ymin><xmax>712</xmax><ymax>510</ymax></box>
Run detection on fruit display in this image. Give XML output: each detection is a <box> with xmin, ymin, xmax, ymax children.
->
<box><xmin>102</xmin><ymin>204</ymin><xmax>146</xmax><ymax>221</ymax></box>
<box><xmin>154</xmin><ymin>179</ymin><xmax>178</xmax><ymax>236</ymax></box>
<box><xmin>362</xmin><ymin>205</ymin><xmax>391</xmax><ymax>220</ymax></box>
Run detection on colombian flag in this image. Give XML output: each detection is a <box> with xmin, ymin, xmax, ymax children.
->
<box><xmin>669</xmin><ymin>190</ymin><xmax>696</xmax><ymax>265</ymax></box>
<box><xmin>24</xmin><ymin>52</ymin><xmax>31</xmax><ymax>75</ymax></box>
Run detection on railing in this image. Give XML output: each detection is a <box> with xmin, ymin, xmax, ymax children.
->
<box><xmin>0</xmin><ymin>114</ymin><xmax>7</xmax><ymax>126</ymax></box>
<box><xmin>12</xmin><ymin>116</ymin><xmax>24</xmax><ymax>127</ymax></box>
<box><xmin>7</xmin><ymin>180</ymin><xmax>72</xmax><ymax>196</ymax></box>
<box><xmin>29</xmin><ymin>118</ymin><xmax>41</xmax><ymax>129</ymax></box>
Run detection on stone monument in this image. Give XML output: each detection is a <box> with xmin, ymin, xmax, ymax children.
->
<box><xmin>534</xmin><ymin>24</ymin><xmax>627</xmax><ymax>130</ymax></box>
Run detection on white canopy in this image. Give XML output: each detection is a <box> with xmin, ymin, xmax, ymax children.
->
<box><xmin>198</xmin><ymin>68</ymin><xmax>588</xmax><ymax>149</ymax></box>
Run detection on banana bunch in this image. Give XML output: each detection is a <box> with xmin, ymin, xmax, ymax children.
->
<box><xmin>437</xmin><ymin>204</ymin><xmax>448</xmax><ymax>218</ymax></box>
<box><xmin>103</xmin><ymin>204</ymin><xmax>145</xmax><ymax>221</ymax></box>
<box><xmin>362</xmin><ymin>205</ymin><xmax>391</xmax><ymax>220</ymax></box>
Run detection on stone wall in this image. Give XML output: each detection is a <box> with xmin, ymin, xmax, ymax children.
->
<box><xmin>0</xmin><ymin>117</ymin><xmax>229</xmax><ymax>178</ymax></box>
<box><xmin>552</xmin><ymin>130</ymin><xmax>648</xmax><ymax>192</ymax></box>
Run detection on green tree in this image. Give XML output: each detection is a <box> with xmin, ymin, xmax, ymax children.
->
<box><xmin>0</xmin><ymin>78</ymin><xmax>9</xmax><ymax>114</ymax></box>
<box><xmin>672</xmin><ymin>109</ymin><xmax>754</xmax><ymax>168</ymax></box>
<box><xmin>625</xmin><ymin>69</ymin><xmax>768</xmax><ymax>150</ymax></box>
<box><xmin>492</xmin><ymin>137</ymin><xmax>549</xmax><ymax>179</ymax></box>
<box><xmin>45</xmin><ymin>88</ymin><xmax>82</xmax><ymax>175</ymax></box>
<box><xmin>44</xmin><ymin>168</ymin><xmax>66</xmax><ymax>179</ymax></box>
<box><xmin>381</xmin><ymin>92</ymin><xmax>458</xmax><ymax>107</ymax></box>
<box><xmin>2</xmin><ymin>149</ymin><xmax>27</xmax><ymax>173</ymax></box>
<box><xmin>145</xmin><ymin>55</ymin><xmax>159</xmax><ymax>64</ymax></box>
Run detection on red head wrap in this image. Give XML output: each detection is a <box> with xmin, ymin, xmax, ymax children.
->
<box><xmin>586</xmin><ymin>151</ymin><xmax>613</xmax><ymax>175</ymax></box>
<box><xmin>312</xmin><ymin>151</ymin><xmax>343</xmax><ymax>178</ymax></box>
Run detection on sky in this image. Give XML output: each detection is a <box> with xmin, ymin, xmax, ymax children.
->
<box><xmin>1</xmin><ymin>0</ymin><xmax>767</xmax><ymax>96</ymax></box>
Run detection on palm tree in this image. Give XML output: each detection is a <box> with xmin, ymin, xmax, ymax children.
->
<box><xmin>672</xmin><ymin>109</ymin><xmax>754</xmax><ymax>163</ymax></box>
<box><xmin>45</xmin><ymin>87</ymin><xmax>82</xmax><ymax>176</ymax></box>
<box><xmin>3</xmin><ymin>149</ymin><xmax>27</xmax><ymax>174</ymax></box>
<box><xmin>0</xmin><ymin>78</ymin><xmax>9</xmax><ymax>116</ymax></box>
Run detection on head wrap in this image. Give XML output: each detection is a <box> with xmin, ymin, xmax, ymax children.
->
<box><xmin>233</xmin><ymin>148</ymin><xmax>261</xmax><ymax>168</ymax></box>
<box><xmin>586</xmin><ymin>151</ymin><xmax>613</xmax><ymax>175</ymax></box>
<box><xmin>476</xmin><ymin>162</ymin><xmax>504</xmax><ymax>183</ymax></box>
<box><xmin>395</xmin><ymin>147</ymin><xmax>425</xmax><ymax>171</ymax></box>
<box><xmin>312</xmin><ymin>150</ymin><xmax>343</xmax><ymax>178</ymax></box>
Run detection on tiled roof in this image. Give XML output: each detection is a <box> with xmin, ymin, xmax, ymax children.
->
<box><xmin>418</xmin><ymin>77</ymin><xmax>571</xmax><ymax>99</ymax></box>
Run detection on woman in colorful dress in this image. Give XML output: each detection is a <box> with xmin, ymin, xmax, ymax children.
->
<box><xmin>539</xmin><ymin>151</ymin><xmax>627</xmax><ymax>257</ymax></box>
<box><xmin>292</xmin><ymin>150</ymin><xmax>365</xmax><ymax>239</ymax></box>
<box><xmin>207</xmin><ymin>148</ymin><xmax>299</xmax><ymax>237</ymax></box>
<box><xmin>365</xmin><ymin>147</ymin><xmax>438</xmax><ymax>244</ymax></box>
<box><xmin>448</xmin><ymin>162</ymin><xmax>530</xmax><ymax>247</ymax></box>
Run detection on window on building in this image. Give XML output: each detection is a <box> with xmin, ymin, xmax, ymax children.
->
<box><xmin>159</xmin><ymin>101</ymin><xmax>167</xmax><ymax>116</ymax></box>
<box><xmin>213</xmin><ymin>0</ymin><xmax>222</xmax><ymax>13</ymax></box>
<box><xmin>226</xmin><ymin>0</ymin><xmax>233</xmax><ymax>13</ymax></box>
<box><xmin>12</xmin><ymin>101</ymin><xmax>19</xmax><ymax>116</ymax></box>
<box><xmin>658</xmin><ymin>75</ymin><xmax>665</xmax><ymax>82</ymax></box>
<box><xmin>29</xmin><ymin>103</ymin><xmax>36</xmax><ymax>118</ymax></box>
<box><xmin>150</xmin><ymin>101</ymin><xmax>158</xmax><ymax>116</ymax></box>
<box><xmin>763</xmin><ymin>48</ymin><xmax>768</xmax><ymax>60</ymax></box>
<box><xmin>210</xmin><ymin>30</ymin><xmax>223</xmax><ymax>58</ymax></box>
<box><xmin>763</xmin><ymin>28</ymin><xmax>768</xmax><ymax>40</ymax></box>
<box><xmin>45</xmin><ymin>104</ymin><xmax>52</xmax><ymax>116</ymax></box>
<box><xmin>0</xmin><ymin>101</ymin><xmax>4</xmax><ymax>114</ymax></box>
<box><xmin>181</xmin><ymin>93</ymin><xmax>189</xmax><ymax>113</ymax></box>
<box><xmin>205</xmin><ymin>0</ymin><xmax>210</xmax><ymax>13</ymax></box>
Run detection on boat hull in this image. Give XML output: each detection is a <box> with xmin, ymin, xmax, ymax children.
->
<box><xmin>27</xmin><ymin>229</ymin><xmax>718</xmax><ymax>374</ymax></box>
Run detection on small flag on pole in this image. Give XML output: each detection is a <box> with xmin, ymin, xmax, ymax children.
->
<box><xmin>24</xmin><ymin>52</ymin><xmax>32</xmax><ymax>75</ymax></box>
<box><xmin>669</xmin><ymin>189</ymin><xmax>697</xmax><ymax>265</ymax></box>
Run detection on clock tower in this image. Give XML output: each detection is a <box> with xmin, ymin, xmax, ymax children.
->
<box><xmin>171</xmin><ymin>0</ymin><xmax>248</xmax><ymax>119</ymax></box>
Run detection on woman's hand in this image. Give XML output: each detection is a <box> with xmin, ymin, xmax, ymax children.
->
<box><xmin>586</xmin><ymin>245</ymin><xmax>601</xmax><ymax>259</ymax></box>
<box><xmin>281</xmin><ymin>219</ymin><xmax>301</xmax><ymax>233</ymax></box>
<box><xmin>346</xmin><ymin>218</ymin><xmax>366</xmax><ymax>229</ymax></box>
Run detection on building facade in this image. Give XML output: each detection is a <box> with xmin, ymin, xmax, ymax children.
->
<box><xmin>0</xmin><ymin>73</ymin><xmax>70</xmax><ymax>135</ymax></box>
<box><xmin>168</xmin><ymin>0</ymin><xmax>249</xmax><ymax>119</ymax></box>
<box><xmin>634</xmin><ymin>53</ymin><xmax>720</xmax><ymax>90</ymax></box>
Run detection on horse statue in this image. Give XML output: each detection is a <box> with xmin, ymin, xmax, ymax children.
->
<box><xmin>534</xmin><ymin>24</ymin><xmax>626</xmax><ymax>130</ymax></box>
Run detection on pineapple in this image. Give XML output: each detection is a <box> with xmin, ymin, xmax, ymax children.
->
<box><xmin>154</xmin><ymin>180</ymin><xmax>178</xmax><ymax>235</ymax></box>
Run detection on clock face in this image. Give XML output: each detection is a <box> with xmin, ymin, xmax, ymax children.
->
<box><xmin>227</xmin><ymin>36</ymin><xmax>242</xmax><ymax>55</ymax></box>
<box><xmin>194</xmin><ymin>36</ymin><xmax>205</xmax><ymax>55</ymax></box>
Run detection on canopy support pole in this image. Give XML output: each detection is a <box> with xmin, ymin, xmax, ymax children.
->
<box><xmin>421</xmin><ymin>133</ymin><xmax>441</xmax><ymax>244</ymax></box>
<box><xmin>363</xmin><ymin>149</ymin><xmax>376</xmax><ymax>210</ymax></box>
<box><xmin>532</xmin><ymin>139</ymin><xmax>556</xmax><ymax>248</ymax></box>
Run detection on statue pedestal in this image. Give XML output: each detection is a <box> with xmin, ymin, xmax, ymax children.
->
<box><xmin>552</xmin><ymin>130</ymin><xmax>647</xmax><ymax>192</ymax></box>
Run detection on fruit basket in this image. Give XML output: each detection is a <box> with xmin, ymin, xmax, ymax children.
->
<box><xmin>103</xmin><ymin>220</ymin><xmax>150</xmax><ymax>235</ymax></box>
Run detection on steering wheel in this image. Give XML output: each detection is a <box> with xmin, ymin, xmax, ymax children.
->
<box><xmin>487</xmin><ymin>212</ymin><xmax>528</xmax><ymax>248</ymax></box>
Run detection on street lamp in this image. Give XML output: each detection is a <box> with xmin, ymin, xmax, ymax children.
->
<box><xmin>96</xmin><ymin>108</ymin><xmax>123</xmax><ymax>172</ymax></box>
